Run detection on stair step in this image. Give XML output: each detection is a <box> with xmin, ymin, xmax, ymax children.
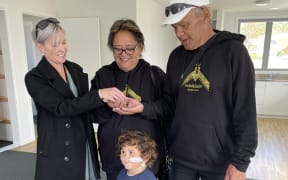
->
<box><xmin>0</xmin><ymin>118</ymin><xmax>11</xmax><ymax>124</ymax></box>
<box><xmin>0</xmin><ymin>73</ymin><xmax>5</xmax><ymax>79</ymax></box>
<box><xmin>0</xmin><ymin>96</ymin><xmax>8</xmax><ymax>102</ymax></box>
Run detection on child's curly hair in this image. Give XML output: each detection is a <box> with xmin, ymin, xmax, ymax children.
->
<box><xmin>117</xmin><ymin>129</ymin><xmax>158</xmax><ymax>168</ymax></box>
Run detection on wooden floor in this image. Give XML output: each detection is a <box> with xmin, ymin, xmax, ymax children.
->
<box><xmin>13</xmin><ymin>141</ymin><xmax>36</xmax><ymax>153</ymax></box>
<box><xmin>12</xmin><ymin>118</ymin><xmax>288</xmax><ymax>180</ymax></box>
<box><xmin>246</xmin><ymin>118</ymin><xmax>288</xmax><ymax>180</ymax></box>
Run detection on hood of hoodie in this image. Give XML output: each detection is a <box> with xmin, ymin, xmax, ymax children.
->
<box><xmin>212</xmin><ymin>30</ymin><xmax>246</xmax><ymax>45</ymax></box>
<box><xmin>177</xmin><ymin>30</ymin><xmax>246</xmax><ymax>54</ymax></box>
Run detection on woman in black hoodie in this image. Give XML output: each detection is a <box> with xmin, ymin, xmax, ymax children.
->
<box><xmin>90</xmin><ymin>19</ymin><xmax>166</xmax><ymax>180</ymax></box>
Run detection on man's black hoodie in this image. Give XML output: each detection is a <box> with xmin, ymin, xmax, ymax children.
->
<box><xmin>144</xmin><ymin>31</ymin><xmax>258</xmax><ymax>173</ymax></box>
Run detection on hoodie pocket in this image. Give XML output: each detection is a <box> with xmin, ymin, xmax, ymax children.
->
<box><xmin>170</xmin><ymin>123</ymin><xmax>229</xmax><ymax>165</ymax></box>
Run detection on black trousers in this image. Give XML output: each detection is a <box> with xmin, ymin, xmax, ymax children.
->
<box><xmin>105</xmin><ymin>172</ymin><xmax>118</xmax><ymax>180</ymax></box>
<box><xmin>171</xmin><ymin>162</ymin><xmax>225</xmax><ymax>180</ymax></box>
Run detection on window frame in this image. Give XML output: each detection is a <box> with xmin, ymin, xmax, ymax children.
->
<box><xmin>238</xmin><ymin>18</ymin><xmax>288</xmax><ymax>71</ymax></box>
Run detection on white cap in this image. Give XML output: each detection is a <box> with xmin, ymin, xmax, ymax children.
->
<box><xmin>163</xmin><ymin>0</ymin><xmax>210</xmax><ymax>25</ymax></box>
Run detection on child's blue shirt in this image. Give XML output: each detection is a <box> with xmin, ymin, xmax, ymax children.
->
<box><xmin>117</xmin><ymin>168</ymin><xmax>156</xmax><ymax>180</ymax></box>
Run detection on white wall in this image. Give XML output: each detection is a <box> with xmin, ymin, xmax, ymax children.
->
<box><xmin>136</xmin><ymin>0</ymin><xmax>177</xmax><ymax>71</ymax></box>
<box><xmin>54</xmin><ymin>0</ymin><xmax>136</xmax><ymax>70</ymax></box>
<box><xmin>60</xmin><ymin>17</ymin><xmax>102</xmax><ymax>81</ymax></box>
<box><xmin>54</xmin><ymin>0</ymin><xmax>178</xmax><ymax>72</ymax></box>
<box><xmin>0</xmin><ymin>0</ymin><xmax>56</xmax><ymax>150</ymax></box>
<box><xmin>1</xmin><ymin>0</ymin><xmax>54</xmax><ymax>11</ymax></box>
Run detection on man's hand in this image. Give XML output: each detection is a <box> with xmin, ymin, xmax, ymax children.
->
<box><xmin>224</xmin><ymin>164</ymin><xmax>246</xmax><ymax>180</ymax></box>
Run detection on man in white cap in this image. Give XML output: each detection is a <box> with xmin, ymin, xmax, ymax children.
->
<box><xmin>115</xmin><ymin>0</ymin><xmax>258</xmax><ymax>179</ymax></box>
<box><xmin>158</xmin><ymin>0</ymin><xmax>258</xmax><ymax>180</ymax></box>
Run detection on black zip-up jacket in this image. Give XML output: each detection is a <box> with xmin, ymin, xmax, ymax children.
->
<box><xmin>90</xmin><ymin>59</ymin><xmax>166</xmax><ymax>174</ymax></box>
<box><xmin>143</xmin><ymin>31</ymin><xmax>258</xmax><ymax>173</ymax></box>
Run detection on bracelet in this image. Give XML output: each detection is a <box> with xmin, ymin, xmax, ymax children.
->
<box><xmin>98</xmin><ymin>90</ymin><xmax>103</xmax><ymax>100</ymax></box>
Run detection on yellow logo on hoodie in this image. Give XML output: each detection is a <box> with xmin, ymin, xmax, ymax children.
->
<box><xmin>182</xmin><ymin>64</ymin><xmax>210</xmax><ymax>92</ymax></box>
<box><xmin>123</xmin><ymin>84</ymin><xmax>142</xmax><ymax>101</ymax></box>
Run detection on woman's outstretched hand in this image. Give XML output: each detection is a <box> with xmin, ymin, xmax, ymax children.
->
<box><xmin>113</xmin><ymin>97</ymin><xmax>144</xmax><ymax>115</ymax></box>
<box><xmin>99</xmin><ymin>87</ymin><xmax>127</xmax><ymax>108</ymax></box>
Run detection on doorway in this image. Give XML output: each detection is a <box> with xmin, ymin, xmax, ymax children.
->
<box><xmin>23</xmin><ymin>14</ymin><xmax>43</xmax><ymax>119</ymax></box>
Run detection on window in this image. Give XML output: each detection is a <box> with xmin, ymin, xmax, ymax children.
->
<box><xmin>239</xmin><ymin>19</ymin><xmax>288</xmax><ymax>70</ymax></box>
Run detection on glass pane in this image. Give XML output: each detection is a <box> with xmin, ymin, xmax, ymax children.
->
<box><xmin>240</xmin><ymin>22</ymin><xmax>266</xmax><ymax>69</ymax></box>
<box><xmin>268</xmin><ymin>21</ymin><xmax>288</xmax><ymax>69</ymax></box>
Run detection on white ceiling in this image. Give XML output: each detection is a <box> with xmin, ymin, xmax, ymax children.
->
<box><xmin>155</xmin><ymin>0</ymin><xmax>288</xmax><ymax>11</ymax></box>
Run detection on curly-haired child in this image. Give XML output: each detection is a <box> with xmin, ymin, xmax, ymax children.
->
<box><xmin>117</xmin><ymin>129</ymin><xmax>158</xmax><ymax>180</ymax></box>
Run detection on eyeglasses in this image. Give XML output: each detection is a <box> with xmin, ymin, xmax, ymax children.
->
<box><xmin>112</xmin><ymin>44</ymin><xmax>138</xmax><ymax>55</ymax></box>
<box><xmin>165</xmin><ymin>3</ymin><xmax>199</xmax><ymax>17</ymax></box>
<box><xmin>36</xmin><ymin>17</ymin><xmax>59</xmax><ymax>37</ymax></box>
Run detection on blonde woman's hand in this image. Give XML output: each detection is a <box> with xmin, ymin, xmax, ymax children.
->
<box><xmin>98</xmin><ymin>87</ymin><xmax>127</xmax><ymax>108</ymax></box>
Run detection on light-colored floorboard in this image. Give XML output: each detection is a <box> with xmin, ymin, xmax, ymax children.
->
<box><xmin>13</xmin><ymin>141</ymin><xmax>36</xmax><ymax>153</ymax></box>
<box><xmin>246</xmin><ymin>118</ymin><xmax>288</xmax><ymax>180</ymax></box>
